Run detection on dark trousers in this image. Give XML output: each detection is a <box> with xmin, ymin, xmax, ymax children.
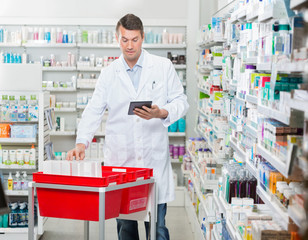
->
<box><xmin>117</xmin><ymin>203</ymin><xmax>169</xmax><ymax>240</ymax></box>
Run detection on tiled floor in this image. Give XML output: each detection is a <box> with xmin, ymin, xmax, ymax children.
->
<box><xmin>39</xmin><ymin>206</ymin><xmax>194</xmax><ymax>240</ymax></box>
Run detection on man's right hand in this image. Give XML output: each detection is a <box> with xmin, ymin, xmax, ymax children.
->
<box><xmin>66</xmin><ymin>143</ymin><xmax>86</xmax><ymax>160</ymax></box>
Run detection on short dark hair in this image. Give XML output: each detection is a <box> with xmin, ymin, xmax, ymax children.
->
<box><xmin>116</xmin><ymin>14</ymin><xmax>144</xmax><ymax>36</ymax></box>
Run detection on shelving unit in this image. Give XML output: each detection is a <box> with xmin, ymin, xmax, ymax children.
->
<box><xmin>168</xmin><ymin>132</ymin><xmax>185</xmax><ymax>137</ymax></box>
<box><xmin>246</xmin><ymin>94</ymin><xmax>258</xmax><ymax>105</ymax></box>
<box><xmin>5</xmin><ymin>190</ymin><xmax>29</xmax><ymax>196</ymax></box>
<box><xmin>256</xmin><ymin>144</ymin><xmax>290</xmax><ymax>178</ymax></box>
<box><xmin>0</xmin><ymin>138</ymin><xmax>37</xmax><ymax>144</ymax></box>
<box><xmin>0</xmin><ymin>65</ymin><xmax>50</xmax><ymax>239</ymax></box>
<box><xmin>192</xmin><ymin>1</ymin><xmax>308</xmax><ymax>238</ymax></box>
<box><xmin>49</xmin><ymin>131</ymin><xmax>76</xmax><ymax>136</ymax></box>
<box><xmin>257</xmin><ymin>104</ymin><xmax>290</xmax><ymax>125</ymax></box>
<box><xmin>256</xmin><ymin>186</ymin><xmax>289</xmax><ymax>229</ymax></box>
<box><xmin>42</xmin><ymin>66</ymin><xmax>76</xmax><ymax>71</ymax></box>
<box><xmin>54</xmin><ymin>108</ymin><xmax>76</xmax><ymax>112</ymax></box>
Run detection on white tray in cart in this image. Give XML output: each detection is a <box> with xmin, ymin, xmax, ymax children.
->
<box><xmin>28</xmin><ymin>178</ymin><xmax>156</xmax><ymax>240</ymax></box>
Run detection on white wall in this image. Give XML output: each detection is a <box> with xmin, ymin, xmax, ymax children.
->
<box><xmin>0</xmin><ymin>0</ymin><xmax>187</xmax><ymax>25</ymax></box>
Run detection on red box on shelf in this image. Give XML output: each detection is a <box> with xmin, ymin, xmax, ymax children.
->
<box><xmin>33</xmin><ymin>171</ymin><xmax>126</xmax><ymax>221</ymax></box>
<box><xmin>101</xmin><ymin>166</ymin><xmax>153</xmax><ymax>214</ymax></box>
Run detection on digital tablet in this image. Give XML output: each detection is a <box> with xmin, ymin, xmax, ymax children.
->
<box><xmin>0</xmin><ymin>179</ymin><xmax>10</xmax><ymax>215</ymax></box>
<box><xmin>128</xmin><ymin>101</ymin><xmax>152</xmax><ymax>115</ymax></box>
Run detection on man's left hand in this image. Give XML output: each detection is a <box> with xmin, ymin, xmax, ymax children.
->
<box><xmin>133</xmin><ymin>104</ymin><xmax>168</xmax><ymax>120</ymax></box>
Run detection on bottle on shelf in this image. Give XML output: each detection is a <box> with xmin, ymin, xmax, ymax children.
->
<box><xmin>13</xmin><ymin>171</ymin><xmax>21</xmax><ymax>191</ymax></box>
<box><xmin>7</xmin><ymin>172</ymin><xmax>13</xmax><ymax>190</ymax></box>
<box><xmin>29</xmin><ymin>144</ymin><xmax>36</xmax><ymax>166</ymax></box>
<box><xmin>239</xmin><ymin>169</ymin><xmax>247</xmax><ymax>198</ymax></box>
<box><xmin>21</xmin><ymin>171</ymin><xmax>28</xmax><ymax>190</ymax></box>
<box><xmin>228</xmin><ymin>170</ymin><xmax>237</xmax><ymax>204</ymax></box>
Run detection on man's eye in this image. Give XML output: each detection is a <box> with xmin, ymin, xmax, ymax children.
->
<box><xmin>122</xmin><ymin>39</ymin><xmax>128</xmax><ymax>42</ymax></box>
<box><xmin>133</xmin><ymin>39</ymin><xmax>138</xmax><ymax>42</ymax></box>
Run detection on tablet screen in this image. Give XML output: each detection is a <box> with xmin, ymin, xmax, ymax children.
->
<box><xmin>128</xmin><ymin>101</ymin><xmax>152</xmax><ymax>115</ymax></box>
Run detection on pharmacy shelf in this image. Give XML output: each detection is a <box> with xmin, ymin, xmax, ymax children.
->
<box><xmin>246</xmin><ymin>5</ymin><xmax>259</xmax><ymax>21</ymax></box>
<box><xmin>0</xmin><ymin>164</ymin><xmax>36</xmax><ymax>170</ymax></box>
<box><xmin>226</xmin><ymin>219</ymin><xmax>242</xmax><ymax>240</ymax></box>
<box><xmin>5</xmin><ymin>190</ymin><xmax>28</xmax><ymax>196</ymax></box>
<box><xmin>77</xmin><ymin>43</ymin><xmax>186</xmax><ymax>49</ymax></box>
<box><xmin>143</xmin><ymin>43</ymin><xmax>186</xmax><ymax>49</ymax></box>
<box><xmin>290</xmin><ymin>0</ymin><xmax>308</xmax><ymax>10</ymax></box>
<box><xmin>258</xmin><ymin>3</ymin><xmax>284</xmax><ymax>23</ymax></box>
<box><xmin>54</xmin><ymin>108</ymin><xmax>76</xmax><ymax>112</ymax></box>
<box><xmin>77</xmin><ymin>86</ymin><xmax>96</xmax><ymax>90</ymax></box>
<box><xmin>0</xmin><ymin>138</ymin><xmax>36</xmax><ymax>144</ymax></box>
<box><xmin>257</xmin><ymin>104</ymin><xmax>289</xmax><ymax>125</ymax></box>
<box><xmin>0</xmin><ymin>42</ymin><xmax>21</xmax><ymax>47</ymax></box>
<box><xmin>235</xmin><ymin>96</ymin><xmax>245</xmax><ymax>105</ymax></box>
<box><xmin>246</xmin><ymin>160</ymin><xmax>258</xmax><ymax>179</ymax></box>
<box><xmin>198</xmin><ymin>87</ymin><xmax>210</xmax><ymax>96</ymax></box>
<box><xmin>174</xmin><ymin>64</ymin><xmax>186</xmax><ymax>70</ymax></box>
<box><xmin>198</xmin><ymin>107</ymin><xmax>209</xmax><ymax>120</ymax></box>
<box><xmin>230</xmin><ymin>139</ymin><xmax>247</xmax><ymax>161</ymax></box>
<box><xmin>171</xmin><ymin>158</ymin><xmax>182</xmax><ymax>163</ymax></box>
<box><xmin>42</xmin><ymin>66</ymin><xmax>76</xmax><ymax>71</ymax></box>
<box><xmin>246</xmin><ymin>94</ymin><xmax>258</xmax><ymax>105</ymax></box>
<box><xmin>77</xmin><ymin>66</ymin><xmax>104</xmax><ymax>72</ymax></box>
<box><xmin>44</xmin><ymin>88</ymin><xmax>76</xmax><ymax>92</ymax></box>
<box><xmin>198</xmin><ymin>64</ymin><xmax>213</xmax><ymax>73</ymax></box>
<box><xmin>190</xmin><ymin>173</ymin><xmax>215</xmax><ymax>222</ymax></box>
<box><xmin>288</xmin><ymin>98</ymin><xmax>308</xmax><ymax>115</ymax></box>
<box><xmin>288</xmin><ymin>205</ymin><xmax>307</xmax><ymax>228</ymax></box>
<box><xmin>229</xmin><ymin>119</ymin><xmax>242</xmax><ymax>132</ymax></box>
<box><xmin>212</xmin><ymin>228</ymin><xmax>220</xmax><ymax>240</ymax></box>
<box><xmin>168</xmin><ymin>132</ymin><xmax>186</xmax><ymax>137</ymax></box>
<box><xmin>188</xmin><ymin>149</ymin><xmax>201</xmax><ymax>174</ymax></box>
<box><xmin>197</xmin><ymin>38</ymin><xmax>225</xmax><ymax>48</ymax></box>
<box><xmin>77</xmin><ymin>105</ymin><xmax>87</xmax><ymax>109</ymax></box>
<box><xmin>243</xmin><ymin>124</ymin><xmax>258</xmax><ymax>138</ymax></box>
<box><xmin>213</xmin><ymin>0</ymin><xmax>237</xmax><ymax>18</ymax></box>
<box><xmin>256</xmin><ymin>186</ymin><xmax>288</xmax><ymax>229</ymax></box>
<box><xmin>257</xmin><ymin>144</ymin><xmax>289</xmax><ymax>178</ymax></box>
<box><xmin>185</xmin><ymin>190</ymin><xmax>206</xmax><ymax>240</ymax></box>
<box><xmin>213</xmin><ymin>193</ymin><xmax>230</xmax><ymax>216</ymax></box>
<box><xmin>245</xmin><ymin>57</ymin><xmax>257</xmax><ymax>65</ymax></box>
<box><xmin>50</xmin><ymin>131</ymin><xmax>76</xmax><ymax>136</ymax></box>
<box><xmin>181</xmin><ymin>164</ymin><xmax>190</xmax><ymax>176</ymax></box>
<box><xmin>94</xmin><ymin>132</ymin><xmax>105</xmax><ymax>137</ymax></box>
<box><xmin>77</xmin><ymin>43</ymin><xmax>118</xmax><ymax>48</ymax></box>
<box><xmin>276</xmin><ymin>63</ymin><xmax>305</xmax><ymax>73</ymax></box>
<box><xmin>256</xmin><ymin>63</ymin><xmax>271</xmax><ymax>72</ymax></box>
<box><xmin>23</xmin><ymin>43</ymin><xmax>76</xmax><ymax>48</ymax></box>
<box><xmin>237</xmin><ymin>9</ymin><xmax>246</xmax><ymax>21</ymax></box>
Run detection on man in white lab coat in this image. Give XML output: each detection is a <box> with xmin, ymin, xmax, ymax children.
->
<box><xmin>67</xmin><ymin>14</ymin><xmax>189</xmax><ymax>240</ymax></box>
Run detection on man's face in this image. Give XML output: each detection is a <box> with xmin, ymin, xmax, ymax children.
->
<box><xmin>116</xmin><ymin>26</ymin><xmax>144</xmax><ymax>64</ymax></box>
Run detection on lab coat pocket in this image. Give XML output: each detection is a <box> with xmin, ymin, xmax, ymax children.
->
<box><xmin>104</xmin><ymin>135</ymin><xmax>127</xmax><ymax>165</ymax></box>
<box><xmin>151</xmin><ymin>133</ymin><xmax>168</xmax><ymax>161</ymax></box>
<box><xmin>147</xmin><ymin>82</ymin><xmax>166</xmax><ymax>105</ymax></box>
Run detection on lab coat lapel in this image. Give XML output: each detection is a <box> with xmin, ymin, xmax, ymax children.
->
<box><xmin>136</xmin><ymin>51</ymin><xmax>153</xmax><ymax>97</ymax></box>
<box><xmin>116</xmin><ymin>62</ymin><xmax>137</xmax><ymax>98</ymax></box>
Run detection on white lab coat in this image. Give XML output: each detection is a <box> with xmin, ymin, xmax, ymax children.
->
<box><xmin>76</xmin><ymin>50</ymin><xmax>189</xmax><ymax>204</ymax></box>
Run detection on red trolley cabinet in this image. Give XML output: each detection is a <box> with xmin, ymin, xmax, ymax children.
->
<box><xmin>101</xmin><ymin>166</ymin><xmax>153</xmax><ymax>214</ymax></box>
<box><xmin>28</xmin><ymin>174</ymin><xmax>156</xmax><ymax>240</ymax></box>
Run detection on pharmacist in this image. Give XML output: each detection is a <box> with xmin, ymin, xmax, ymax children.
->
<box><xmin>67</xmin><ymin>14</ymin><xmax>189</xmax><ymax>240</ymax></box>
